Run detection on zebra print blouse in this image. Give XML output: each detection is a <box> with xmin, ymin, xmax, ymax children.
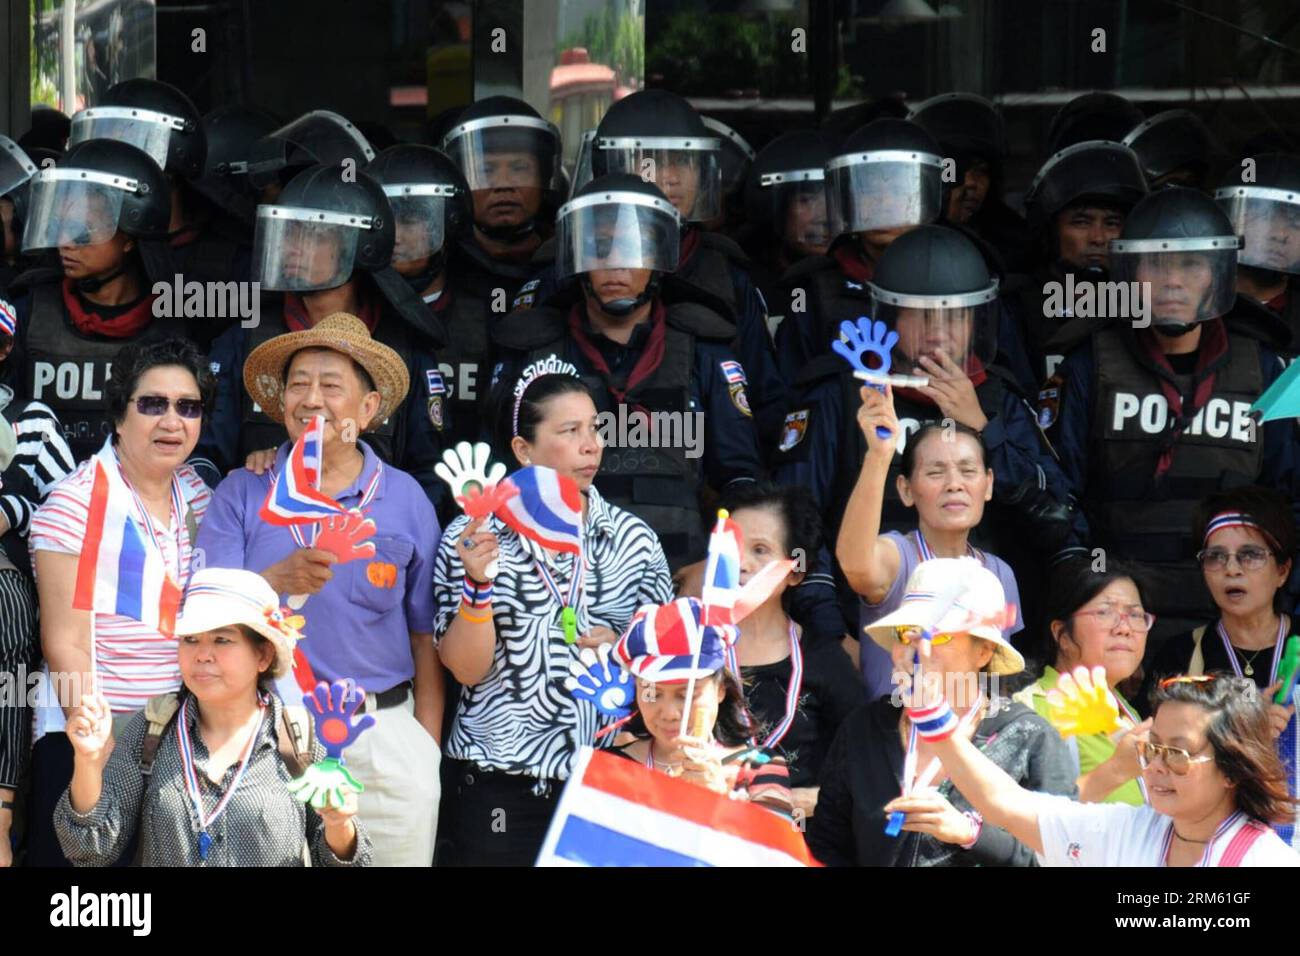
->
<box><xmin>433</xmin><ymin>486</ymin><xmax>673</xmax><ymax>782</ymax></box>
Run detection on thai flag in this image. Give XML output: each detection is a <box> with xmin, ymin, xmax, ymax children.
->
<box><xmin>496</xmin><ymin>465</ymin><xmax>582</xmax><ymax>554</ymax></box>
<box><xmin>72</xmin><ymin>459</ymin><xmax>182</xmax><ymax>637</ymax></box>
<box><xmin>259</xmin><ymin>415</ymin><xmax>346</xmax><ymax>526</ymax></box>
<box><xmin>701</xmin><ymin>512</ymin><xmax>742</xmax><ymax>625</ymax></box>
<box><xmin>537</xmin><ymin>748</ymin><xmax>819</xmax><ymax>867</ymax></box>
<box><xmin>720</xmin><ymin>360</ymin><xmax>745</xmax><ymax>385</ymax></box>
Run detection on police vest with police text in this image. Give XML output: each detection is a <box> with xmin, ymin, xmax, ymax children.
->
<box><xmin>435</xmin><ymin>289</ymin><xmax>493</xmax><ymax>447</ymax></box>
<box><xmin>24</xmin><ymin>282</ymin><xmax>189</xmax><ymax>463</ymax></box>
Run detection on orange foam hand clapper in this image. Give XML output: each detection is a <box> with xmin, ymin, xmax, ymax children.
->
<box><xmin>314</xmin><ymin>511</ymin><xmax>378</xmax><ymax>564</ymax></box>
<box><xmin>1044</xmin><ymin>664</ymin><xmax>1123</xmax><ymax>737</ymax></box>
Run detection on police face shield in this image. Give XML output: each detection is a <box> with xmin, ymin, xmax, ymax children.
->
<box><xmin>759</xmin><ymin>169</ymin><xmax>830</xmax><ymax>254</ymax></box>
<box><xmin>555</xmin><ymin>193</ymin><xmax>681</xmax><ymax>279</ymax></box>
<box><xmin>1110</xmin><ymin>238</ymin><xmax>1238</xmax><ymax>326</ymax></box>
<box><xmin>826</xmin><ymin>152</ymin><xmax>943</xmax><ymax>238</ymax></box>
<box><xmin>382</xmin><ymin>185</ymin><xmax>453</xmax><ymax>264</ymax></box>
<box><xmin>252</xmin><ymin>206</ymin><xmax>365</xmax><ymax>291</ymax></box>
<box><xmin>246</xmin><ymin>111</ymin><xmax>376</xmax><ymax>189</ymax></box>
<box><xmin>0</xmin><ymin>138</ymin><xmax>36</xmax><ymax>201</ymax></box>
<box><xmin>1217</xmin><ymin>187</ymin><xmax>1300</xmax><ymax>275</ymax></box>
<box><xmin>444</xmin><ymin>118</ymin><xmax>560</xmax><ymax>219</ymax></box>
<box><xmin>569</xmin><ymin>129</ymin><xmax>597</xmax><ymax>199</ymax></box>
<box><xmin>869</xmin><ymin>285</ymin><xmax>999</xmax><ymax>377</ymax></box>
<box><xmin>702</xmin><ymin>119</ymin><xmax>755</xmax><ymax>197</ymax></box>
<box><xmin>68</xmin><ymin>107</ymin><xmax>181</xmax><ymax>171</ymax></box>
<box><xmin>21</xmin><ymin>170</ymin><xmax>128</xmax><ymax>250</ymax></box>
<box><xmin>597</xmin><ymin>136</ymin><xmax>723</xmax><ymax>222</ymax></box>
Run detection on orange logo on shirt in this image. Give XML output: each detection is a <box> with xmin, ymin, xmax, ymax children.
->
<box><xmin>366</xmin><ymin>561</ymin><xmax>397</xmax><ymax>589</ymax></box>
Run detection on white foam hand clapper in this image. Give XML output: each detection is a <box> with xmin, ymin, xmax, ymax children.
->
<box><xmin>435</xmin><ymin>441</ymin><xmax>507</xmax><ymax>504</ymax></box>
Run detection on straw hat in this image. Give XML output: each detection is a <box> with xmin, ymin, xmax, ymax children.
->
<box><xmin>243</xmin><ymin>312</ymin><xmax>410</xmax><ymax>428</ymax></box>
<box><xmin>175</xmin><ymin>568</ymin><xmax>305</xmax><ymax>679</ymax></box>
<box><xmin>863</xmin><ymin>557</ymin><xmax>1024</xmax><ymax>675</ymax></box>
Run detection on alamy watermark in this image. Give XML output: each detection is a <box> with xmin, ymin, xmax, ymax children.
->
<box><xmin>597</xmin><ymin>404</ymin><xmax>705</xmax><ymax>459</ymax></box>
<box><xmin>1042</xmin><ymin>276</ymin><xmax>1152</xmax><ymax>328</ymax></box>
<box><xmin>152</xmin><ymin>274</ymin><xmax>260</xmax><ymax>328</ymax></box>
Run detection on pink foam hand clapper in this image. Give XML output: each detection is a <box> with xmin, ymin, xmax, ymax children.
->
<box><xmin>1045</xmin><ymin>665</ymin><xmax>1124</xmax><ymax>738</ymax></box>
<box><xmin>313</xmin><ymin>510</ymin><xmax>377</xmax><ymax>564</ymax></box>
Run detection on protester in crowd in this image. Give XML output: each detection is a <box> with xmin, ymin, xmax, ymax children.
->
<box><xmin>1016</xmin><ymin>561</ymin><xmax>1154</xmax><ymax>805</ymax></box>
<box><xmin>433</xmin><ymin>358</ymin><xmax>673</xmax><ymax>865</ymax></box>
<box><xmin>26</xmin><ymin>337</ymin><xmax>213</xmax><ymax>865</ymax></box>
<box><xmin>715</xmin><ymin>482</ymin><xmax>861</xmax><ymax>817</ymax></box>
<box><xmin>611</xmin><ymin>596</ymin><xmax>794</xmax><ymax>816</ymax></box>
<box><xmin>808</xmin><ymin>558</ymin><xmax>1075</xmax><ymax>866</ymax></box>
<box><xmin>836</xmin><ymin>392</ymin><xmax>1024</xmax><ymax>698</ymax></box>
<box><xmin>194</xmin><ymin>312</ymin><xmax>443</xmax><ymax>867</ymax></box>
<box><xmin>54</xmin><ymin>567</ymin><xmax>371</xmax><ymax>866</ymax></box>
<box><xmin>894</xmin><ymin>666</ymin><xmax>1300</xmax><ymax>865</ymax></box>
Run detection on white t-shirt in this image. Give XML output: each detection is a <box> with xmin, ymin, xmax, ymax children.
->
<box><xmin>1032</xmin><ymin>793</ymin><xmax>1300</xmax><ymax>867</ymax></box>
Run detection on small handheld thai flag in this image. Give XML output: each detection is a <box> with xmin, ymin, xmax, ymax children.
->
<box><xmin>496</xmin><ymin>465</ymin><xmax>582</xmax><ymax>554</ymax></box>
<box><xmin>73</xmin><ymin>459</ymin><xmax>182</xmax><ymax>636</ymax></box>
<box><xmin>701</xmin><ymin>510</ymin><xmax>742</xmax><ymax>626</ymax></box>
<box><xmin>260</xmin><ymin>415</ymin><xmax>347</xmax><ymax>526</ymax></box>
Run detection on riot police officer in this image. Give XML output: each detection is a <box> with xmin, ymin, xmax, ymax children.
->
<box><xmin>245</xmin><ymin>109</ymin><xmax>376</xmax><ymax>202</ymax></box>
<box><xmin>366</xmin><ymin>144</ymin><xmax>496</xmax><ymax>456</ymax></box>
<box><xmin>1216</xmin><ymin>152</ymin><xmax>1300</xmax><ymax>352</ymax></box>
<box><xmin>1007</xmin><ymin>140</ymin><xmax>1148</xmax><ymax>389</ymax></box>
<box><xmin>8</xmin><ymin>140</ymin><xmax>186</xmax><ymax>462</ymax></box>
<box><xmin>490</xmin><ymin>174</ymin><xmax>762</xmax><ymax>569</ymax></box>
<box><xmin>700</xmin><ymin>115</ymin><xmax>756</xmax><ymax>236</ymax></box>
<box><xmin>0</xmin><ymin>136</ymin><xmax>39</xmax><ymax>295</ymax></box>
<box><xmin>1045</xmin><ymin>186</ymin><xmax>1299</xmax><ymax>643</ymax></box>
<box><xmin>775</xmin><ymin>224</ymin><xmax>1082</xmax><ymax>643</ymax></box>
<box><xmin>1123</xmin><ymin>109</ymin><xmax>1221</xmax><ymax>192</ymax></box>
<box><xmin>1045</xmin><ymin>91</ymin><xmax>1144</xmax><ymax>153</ymax></box>
<box><xmin>195</xmin><ymin>163</ymin><xmax>450</xmax><ymax>504</ymax></box>
<box><xmin>441</xmin><ymin>96</ymin><xmax>563</xmax><ymax>306</ymax></box>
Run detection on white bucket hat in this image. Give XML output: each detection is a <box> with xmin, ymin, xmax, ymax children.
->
<box><xmin>175</xmin><ymin>568</ymin><xmax>304</xmax><ymax>679</ymax></box>
<box><xmin>863</xmin><ymin>556</ymin><xmax>1024</xmax><ymax>675</ymax></box>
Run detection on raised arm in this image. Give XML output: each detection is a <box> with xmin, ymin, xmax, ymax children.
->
<box><xmin>835</xmin><ymin>385</ymin><xmax>902</xmax><ymax>602</ymax></box>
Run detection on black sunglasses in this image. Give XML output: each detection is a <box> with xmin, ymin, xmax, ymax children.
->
<box><xmin>133</xmin><ymin>395</ymin><xmax>204</xmax><ymax>419</ymax></box>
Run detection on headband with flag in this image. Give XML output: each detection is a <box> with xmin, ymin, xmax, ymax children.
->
<box><xmin>259</xmin><ymin>415</ymin><xmax>348</xmax><ymax>526</ymax></box>
<box><xmin>1203</xmin><ymin>511</ymin><xmax>1280</xmax><ymax>551</ymax></box>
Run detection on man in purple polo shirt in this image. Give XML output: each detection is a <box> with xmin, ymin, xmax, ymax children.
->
<box><xmin>195</xmin><ymin>312</ymin><xmax>443</xmax><ymax>867</ymax></box>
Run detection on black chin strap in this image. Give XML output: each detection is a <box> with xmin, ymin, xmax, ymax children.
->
<box><xmin>75</xmin><ymin>262</ymin><xmax>129</xmax><ymax>294</ymax></box>
<box><xmin>580</xmin><ymin>273</ymin><xmax>661</xmax><ymax>317</ymax></box>
<box><xmin>478</xmin><ymin>218</ymin><xmax>537</xmax><ymax>243</ymax></box>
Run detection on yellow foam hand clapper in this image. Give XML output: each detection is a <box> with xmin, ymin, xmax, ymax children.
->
<box><xmin>1045</xmin><ymin>665</ymin><xmax>1123</xmax><ymax>737</ymax></box>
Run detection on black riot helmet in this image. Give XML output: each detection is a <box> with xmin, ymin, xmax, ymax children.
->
<box><xmin>245</xmin><ymin>110</ymin><xmax>376</xmax><ymax>191</ymax></box>
<box><xmin>70</xmin><ymin>79</ymin><xmax>206</xmax><ymax>182</ymax></box>
<box><xmin>909</xmin><ymin>92</ymin><xmax>1007</xmax><ymax>164</ymax></box>
<box><xmin>1110</xmin><ymin>186</ymin><xmax>1240</xmax><ymax>331</ymax></box>
<box><xmin>867</xmin><ymin>224</ymin><xmax>999</xmax><ymax>376</ymax></box>
<box><xmin>1123</xmin><ymin>109</ymin><xmax>1221</xmax><ymax>190</ymax></box>
<box><xmin>191</xmin><ymin>105</ymin><xmax>279</xmax><ymax>226</ymax></box>
<box><xmin>1024</xmin><ymin>140</ymin><xmax>1148</xmax><ymax>235</ymax></box>
<box><xmin>557</xmin><ymin>173</ymin><xmax>681</xmax><ymax>317</ymax></box>
<box><xmin>701</xmin><ymin>116</ymin><xmax>756</xmax><ymax>199</ymax></box>
<box><xmin>21</xmin><ymin>139</ymin><xmax>172</xmax><ymax>283</ymax></box>
<box><xmin>1046</xmin><ymin>92</ymin><xmax>1144</xmax><ymax>153</ymax></box>
<box><xmin>365</xmin><ymin>144</ymin><xmax>471</xmax><ymax>290</ymax></box>
<box><xmin>743</xmin><ymin>130</ymin><xmax>832</xmax><ymax>255</ymax></box>
<box><xmin>826</xmin><ymin>118</ymin><xmax>944</xmax><ymax>239</ymax></box>
<box><xmin>592</xmin><ymin>90</ymin><xmax>722</xmax><ymax>223</ymax></box>
<box><xmin>1216</xmin><ymin>153</ymin><xmax>1300</xmax><ymax>276</ymax></box>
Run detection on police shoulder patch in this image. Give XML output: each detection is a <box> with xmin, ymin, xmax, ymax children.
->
<box><xmin>729</xmin><ymin>383</ymin><xmax>752</xmax><ymax>417</ymax></box>
<box><xmin>720</xmin><ymin>359</ymin><xmax>747</xmax><ymax>385</ymax></box>
<box><xmin>428</xmin><ymin>395</ymin><xmax>445</xmax><ymax>431</ymax></box>
<box><xmin>779</xmin><ymin>409</ymin><xmax>810</xmax><ymax>451</ymax></box>
<box><xmin>1037</xmin><ymin>374</ymin><xmax>1064</xmax><ymax>430</ymax></box>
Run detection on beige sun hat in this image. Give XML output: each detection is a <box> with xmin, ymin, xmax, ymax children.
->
<box><xmin>242</xmin><ymin>311</ymin><xmax>410</xmax><ymax>428</ymax></box>
<box><xmin>175</xmin><ymin>568</ymin><xmax>305</xmax><ymax>679</ymax></box>
<box><xmin>863</xmin><ymin>556</ymin><xmax>1024</xmax><ymax>675</ymax></box>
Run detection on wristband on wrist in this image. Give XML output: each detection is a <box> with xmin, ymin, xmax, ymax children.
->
<box><xmin>959</xmin><ymin>810</ymin><xmax>983</xmax><ymax>850</ymax></box>
<box><xmin>908</xmin><ymin>698</ymin><xmax>958</xmax><ymax>741</ymax></box>
<box><xmin>462</xmin><ymin>577</ymin><xmax>493</xmax><ymax>610</ymax></box>
<box><xmin>458</xmin><ymin>605</ymin><xmax>492</xmax><ymax>624</ymax></box>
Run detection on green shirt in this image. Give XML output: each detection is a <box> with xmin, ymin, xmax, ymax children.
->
<box><xmin>1017</xmin><ymin>665</ymin><xmax>1145</xmax><ymax>806</ymax></box>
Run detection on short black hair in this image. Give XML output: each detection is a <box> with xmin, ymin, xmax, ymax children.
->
<box><xmin>493</xmin><ymin>370</ymin><xmax>593</xmax><ymax>457</ymax></box>
<box><xmin>898</xmin><ymin>419</ymin><xmax>988</xmax><ymax>479</ymax></box>
<box><xmin>284</xmin><ymin>346</ymin><xmax>377</xmax><ymax>394</ymax></box>
<box><xmin>106</xmin><ymin>337</ymin><xmax>216</xmax><ymax>431</ymax></box>
<box><xmin>1040</xmin><ymin>557</ymin><xmax>1150</xmax><ymax>670</ymax></box>
<box><xmin>716</xmin><ymin>481</ymin><xmax>822</xmax><ymax>562</ymax></box>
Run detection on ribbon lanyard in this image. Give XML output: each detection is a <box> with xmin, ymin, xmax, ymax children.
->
<box><xmin>915</xmin><ymin>530</ymin><xmax>978</xmax><ymax>563</ymax></box>
<box><xmin>910</xmin><ymin>690</ymin><xmax>985</xmax><ymax>793</ymax></box>
<box><xmin>176</xmin><ymin>695</ymin><xmax>266</xmax><ymax>861</ymax></box>
<box><xmin>534</xmin><ymin>544</ymin><xmax>585</xmax><ymax>645</ymax></box>
<box><xmin>1159</xmin><ymin>811</ymin><xmax>1244</xmax><ymax>867</ymax></box>
<box><xmin>1112</xmin><ymin>692</ymin><xmax>1150</xmax><ymax>805</ymax></box>
<box><xmin>288</xmin><ymin>461</ymin><xmax>384</xmax><ymax>549</ymax></box>
<box><xmin>117</xmin><ymin>460</ymin><xmax>186</xmax><ymax>577</ymax></box>
<box><xmin>1216</xmin><ymin>618</ymin><xmax>1287</xmax><ymax>682</ymax></box>
<box><xmin>725</xmin><ymin>620</ymin><xmax>804</xmax><ymax>749</ymax></box>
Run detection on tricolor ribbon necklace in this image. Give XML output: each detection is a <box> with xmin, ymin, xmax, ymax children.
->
<box><xmin>176</xmin><ymin>693</ymin><xmax>266</xmax><ymax>861</ymax></box>
<box><xmin>532</xmin><ymin>543</ymin><xmax>585</xmax><ymax>645</ymax></box>
<box><xmin>915</xmin><ymin>530</ymin><xmax>979</xmax><ymax>563</ymax></box>
<box><xmin>1112</xmin><ymin>692</ymin><xmax>1150</xmax><ymax>804</ymax></box>
<box><xmin>287</xmin><ymin>461</ymin><xmax>384</xmax><ymax>549</ymax></box>
<box><xmin>1159</xmin><ymin>811</ymin><xmax>1244</xmax><ymax>867</ymax></box>
<box><xmin>1216</xmin><ymin>616</ymin><xmax>1287</xmax><ymax>680</ymax></box>
<box><xmin>725</xmin><ymin>620</ymin><xmax>804</xmax><ymax>749</ymax></box>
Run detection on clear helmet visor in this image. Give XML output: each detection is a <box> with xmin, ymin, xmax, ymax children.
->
<box><xmin>1217</xmin><ymin>191</ymin><xmax>1300</xmax><ymax>275</ymax></box>
<box><xmin>761</xmin><ymin>176</ymin><xmax>831</xmax><ymax>252</ymax></box>
<box><xmin>0</xmin><ymin>141</ymin><xmax>36</xmax><ymax>198</ymax></box>
<box><xmin>444</xmin><ymin>123</ymin><xmax>562</xmax><ymax>194</ymax></box>
<box><xmin>556</xmin><ymin>196</ymin><xmax>680</xmax><ymax>278</ymax></box>
<box><xmin>387</xmin><ymin>194</ymin><xmax>448</xmax><ymax>263</ymax></box>
<box><xmin>569</xmin><ymin>130</ymin><xmax>597</xmax><ymax>200</ymax></box>
<box><xmin>252</xmin><ymin>207</ymin><xmax>361</xmax><ymax>292</ymax></box>
<box><xmin>827</xmin><ymin>156</ymin><xmax>942</xmax><ymax>237</ymax></box>
<box><xmin>599</xmin><ymin>143</ymin><xmax>722</xmax><ymax>222</ymax></box>
<box><xmin>21</xmin><ymin>176</ymin><xmax>125</xmax><ymax>250</ymax></box>
<box><xmin>867</xmin><ymin>293</ymin><xmax>998</xmax><ymax>377</ymax></box>
<box><xmin>69</xmin><ymin>111</ymin><xmax>173</xmax><ymax>170</ymax></box>
<box><xmin>1109</xmin><ymin>243</ymin><xmax>1238</xmax><ymax>326</ymax></box>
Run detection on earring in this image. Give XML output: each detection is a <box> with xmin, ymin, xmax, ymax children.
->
<box><xmin>523</xmin><ymin>457</ymin><xmax>531</xmax><ymax>465</ymax></box>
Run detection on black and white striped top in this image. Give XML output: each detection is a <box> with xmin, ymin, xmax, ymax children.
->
<box><xmin>0</xmin><ymin>399</ymin><xmax>76</xmax><ymax>537</ymax></box>
<box><xmin>433</xmin><ymin>486</ymin><xmax>673</xmax><ymax>782</ymax></box>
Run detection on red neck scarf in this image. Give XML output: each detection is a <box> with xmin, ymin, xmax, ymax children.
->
<box><xmin>678</xmin><ymin>226</ymin><xmax>701</xmax><ymax>269</ymax></box>
<box><xmin>567</xmin><ymin>300</ymin><xmax>667</xmax><ymax>405</ymax></box>
<box><xmin>833</xmin><ymin>241</ymin><xmax>875</xmax><ymax>285</ymax></box>
<box><xmin>283</xmin><ymin>290</ymin><xmax>381</xmax><ymax>332</ymax></box>
<box><xmin>168</xmin><ymin>226</ymin><xmax>203</xmax><ymax>249</ymax></box>
<box><xmin>1136</xmin><ymin>318</ymin><xmax>1230</xmax><ymax>478</ymax></box>
<box><xmin>62</xmin><ymin>279</ymin><xmax>157</xmax><ymax>338</ymax></box>
<box><xmin>892</xmin><ymin>355</ymin><xmax>988</xmax><ymax>408</ymax></box>
<box><xmin>1266</xmin><ymin>287</ymin><xmax>1289</xmax><ymax>315</ymax></box>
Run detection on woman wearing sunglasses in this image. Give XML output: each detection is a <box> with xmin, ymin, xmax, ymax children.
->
<box><xmin>1014</xmin><ymin>560</ymin><xmax>1154</xmax><ymax>805</ymax></box>
<box><xmin>889</xmin><ymin>667</ymin><xmax>1300</xmax><ymax>866</ymax></box>
<box><xmin>24</xmin><ymin>336</ymin><xmax>213</xmax><ymax>865</ymax></box>
<box><xmin>1143</xmin><ymin>486</ymin><xmax>1300</xmax><ymax>842</ymax></box>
